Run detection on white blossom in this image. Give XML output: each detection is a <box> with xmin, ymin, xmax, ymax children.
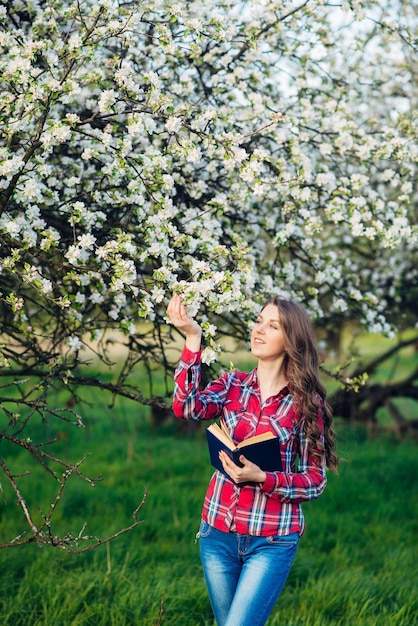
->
<box><xmin>68</xmin><ymin>336</ymin><xmax>82</xmax><ymax>352</ymax></box>
<box><xmin>166</xmin><ymin>116</ymin><xmax>182</xmax><ymax>133</ymax></box>
<box><xmin>78</xmin><ymin>234</ymin><xmax>96</xmax><ymax>250</ymax></box>
<box><xmin>41</xmin><ymin>279</ymin><xmax>53</xmax><ymax>294</ymax></box>
<box><xmin>90</xmin><ymin>291</ymin><xmax>105</xmax><ymax>304</ymax></box>
<box><xmin>201</xmin><ymin>347</ymin><xmax>217</xmax><ymax>365</ymax></box>
<box><xmin>66</xmin><ymin>245</ymin><xmax>81</xmax><ymax>265</ymax></box>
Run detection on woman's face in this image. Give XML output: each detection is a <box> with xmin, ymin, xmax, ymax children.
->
<box><xmin>250</xmin><ymin>303</ymin><xmax>286</xmax><ymax>361</ymax></box>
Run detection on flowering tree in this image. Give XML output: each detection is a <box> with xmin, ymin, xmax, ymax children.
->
<box><xmin>0</xmin><ymin>0</ymin><xmax>416</xmax><ymax>548</ymax></box>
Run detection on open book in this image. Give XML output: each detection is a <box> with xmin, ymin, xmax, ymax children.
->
<box><xmin>206</xmin><ymin>422</ymin><xmax>282</xmax><ymax>483</ymax></box>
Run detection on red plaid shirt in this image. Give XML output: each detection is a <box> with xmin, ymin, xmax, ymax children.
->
<box><xmin>173</xmin><ymin>347</ymin><xmax>327</xmax><ymax>537</ymax></box>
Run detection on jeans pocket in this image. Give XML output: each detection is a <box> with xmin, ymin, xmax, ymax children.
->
<box><xmin>266</xmin><ymin>531</ymin><xmax>300</xmax><ymax>546</ymax></box>
<box><xmin>197</xmin><ymin>520</ymin><xmax>213</xmax><ymax>539</ymax></box>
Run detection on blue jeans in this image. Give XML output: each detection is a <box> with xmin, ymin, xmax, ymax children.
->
<box><xmin>198</xmin><ymin>521</ymin><xmax>299</xmax><ymax>626</ymax></box>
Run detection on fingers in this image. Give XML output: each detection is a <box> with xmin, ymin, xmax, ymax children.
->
<box><xmin>166</xmin><ymin>294</ymin><xmax>202</xmax><ymax>340</ymax></box>
<box><xmin>166</xmin><ymin>293</ymin><xmax>179</xmax><ymax>316</ymax></box>
<box><xmin>219</xmin><ymin>451</ymin><xmax>239</xmax><ymax>478</ymax></box>
<box><xmin>167</xmin><ymin>294</ymin><xmax>186</xmax><ymax>324</ymax></box>
<box><xmin>218</xmin><ymin>451</ymin><xmax>265</xmax><ymax>484</ymax></box>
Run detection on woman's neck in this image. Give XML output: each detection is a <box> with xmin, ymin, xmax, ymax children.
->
<box><xmin>256</xmin><ymin>359</ymin><xmax>287</xmax><ymax>403</ymax></box>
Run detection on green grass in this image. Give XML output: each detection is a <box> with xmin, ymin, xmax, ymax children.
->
<box><xmin>0</xmin><ymin>400</ymin><xmax>417</xmax><ymax>625</ymax></box>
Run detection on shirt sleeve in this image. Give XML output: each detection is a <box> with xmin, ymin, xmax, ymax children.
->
<box><xmin>260</xmin><ymin>405</ymin><xmax>327</xmax><ymax>503</ymax></box>
<box><xmin>172</xmin><ymin>346</ymin><xmax>232</xmax><ymax>421</ymax></box>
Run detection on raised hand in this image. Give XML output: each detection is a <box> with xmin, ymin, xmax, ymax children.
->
<box><xmin>167</xmin><ymin>294</ymin><xmax>202</xmax><ymax>351</ymax></box>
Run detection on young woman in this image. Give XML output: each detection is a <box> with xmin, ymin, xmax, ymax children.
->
<box><xmin>167</xmin><ymin>293</ymin><xmax>338</xmax><ymax>626</ymax></box>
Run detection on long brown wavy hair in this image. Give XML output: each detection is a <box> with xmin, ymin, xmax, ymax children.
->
<box><xmin>263</xmin><ymin>296</ymin><xmax>339</xmax><ymax>473</ymax></box>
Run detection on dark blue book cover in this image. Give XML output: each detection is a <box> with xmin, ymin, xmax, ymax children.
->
<box><xmin>206</xmin><ymin>425</ymin><xmax>282</xmax><ymax>484</ymax></box>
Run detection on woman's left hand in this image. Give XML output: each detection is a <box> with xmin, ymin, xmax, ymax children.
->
<box><xmin>218</xmin><ymin>451</ymin><xmax>266</xmax><ymax>484</ymax></box>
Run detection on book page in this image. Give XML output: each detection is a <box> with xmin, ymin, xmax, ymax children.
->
<box><xmin>236</xmin><ymin>430</ymin><xmax>276</xmax><ymax>449</ymax></box>
<box><xmin>220</xmin><ymin>418</ymin><xmax>230</xmax><ymax>439</ymax></box>
<box><xmin>207</xmin><ymin>423</ymin><xmax>234</xmax><ymax>450</ymax></box>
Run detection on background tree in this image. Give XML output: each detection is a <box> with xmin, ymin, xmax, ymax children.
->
<box><xmin>0</xmin><ymin>0</ymin><xmax>416</xmax><ymax>549</ymax></box>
